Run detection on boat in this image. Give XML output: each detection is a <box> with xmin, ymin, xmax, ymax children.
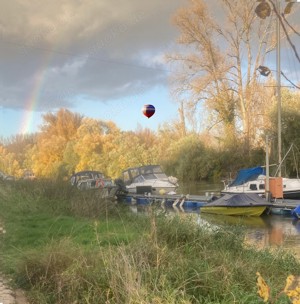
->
<box><xmin>200</xmin><ymin>193</ymin><xmax>272</xmax><ymax>217</ymax></box>
<box><xmin>122</xmin><ymin>165</ymin><xmax>178</xmax><ymax>195</ymax></box>
<box><xmin>292</xmin><ymin>205</ymin><xmax>300</xmax><ymax>220</ymax></box>
<box><xmin>200</xmin><ymin>212</ymin><xmax>270</xmax><ymax>228</ymax></box>
<box><xmin>221</xmin><ymin>166</ymin><xmax>300</xmax><ymax>199</ymax></box>
<box><xmin>0</xmin><ymin>170</ymin><xmax>15</xmax><ymax>181</ymax></box>
<box><xmin>71</xmin><ymin>170</ymin><xmax>114</xmax><ymax>190</ymax></box>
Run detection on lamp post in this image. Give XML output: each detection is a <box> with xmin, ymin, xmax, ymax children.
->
<box><xmin>276</xmin><ymin>0</ymin><xmax>282</xmax><ymax>177</ymax></box>
<box><xmin>255</xmin><ymin>0</ymin><xmax>299</xmax><ymax>177</ymax></box>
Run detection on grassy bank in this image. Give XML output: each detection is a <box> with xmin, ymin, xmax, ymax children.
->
<box><xmin>0</xmin><ymin>180</ymin><xmax>299</xmax><ymax>303</ymax></box>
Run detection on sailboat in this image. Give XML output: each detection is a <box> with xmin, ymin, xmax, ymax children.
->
<box><xmin>222</xmin><ymin>2</ymin><xmax>300</xmax><ymax>200</ymax></box>
<box><xmin>221</xmin><ymin>165</ymin><xmax>300</xmax><ymax>199</ymax></box>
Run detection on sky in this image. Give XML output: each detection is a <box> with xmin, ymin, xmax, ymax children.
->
<box><xmin>0</xmin><ymin>0</ymin><xmax>189</xmax><ymax>138</ymax></box>
<box><xmin>0</xmin><ymin>1</ymin><xmax>299</xmax><ymax>138</ymax></box>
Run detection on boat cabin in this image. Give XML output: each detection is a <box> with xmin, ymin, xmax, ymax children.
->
<box><xmin>122</xmin><ymin>165</ymin><xmax>168</xmax><ymax>185</ymax></box>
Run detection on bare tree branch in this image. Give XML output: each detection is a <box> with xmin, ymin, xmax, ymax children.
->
<box><xmin>281</xmin><ymin>13</ymin><xmax>300</xmax><ymax>37</ymax></box>
<box><xmin>281</xmin><ymin>71</ymin><xmax>300</xmax><ymax>89</ymax></box>
<box><xmin>268</xmin><ymin>0</ymin><xmax>300</xmax><ymax>64</ymax></box>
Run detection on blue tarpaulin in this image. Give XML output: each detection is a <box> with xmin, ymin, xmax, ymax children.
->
<box><xmin>230</xmin><ymin>166</ymin><xmax>265</xmax><ymax>187</ymax></box>
<box><xmin>292</xmin><ymin>205</ymin><xmax>300</xmax><ymax>219</ymax></box>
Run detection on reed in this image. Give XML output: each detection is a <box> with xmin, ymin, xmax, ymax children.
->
<box><xmin>0</xmin><ymin>181</ymin><xmax>299</xmax><ymax>303</ymax></box>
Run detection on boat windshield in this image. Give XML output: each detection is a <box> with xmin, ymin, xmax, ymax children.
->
<box><xmin>122</xmin><ymin>165</ymin><xmax>167</xmax><ymax>184</ymax></box>
<box><xmin>143</xmin><ymin>174</ymin><xmax>157</xmax><ymax>180</ymax></box>
<box><xmin>132</xmin><ymin>175</ymin><xmax>145</xmax><ymax>183</ymax></box>
<box><xmin>140</xmin><ymin>166</ymin><xmax>163</xmax><ymax>175</ymax></box>
<box><xmin>74</xmin><ymin>171</ymin><xmax>104</xmax><ymax>181</ymax></box>
<box><xmin>155</xmin><ymin>173</ymin><xmax>168</xmax><ymax>179</ymax></box>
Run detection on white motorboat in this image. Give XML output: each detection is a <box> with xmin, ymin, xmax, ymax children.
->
<box><xmin>221</xmin><ymin>166</ymin><xmax>300</xmax><ymax>199</ymax></box>
<box><xmin>122</xmin><ymin>165</ymin><xmax>178</xmax><ymax>195</ymax></box>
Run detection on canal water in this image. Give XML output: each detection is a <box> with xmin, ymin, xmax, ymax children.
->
<box><xmin>160</xmin><ymin>182</ymin><xmax>300</xmax><ymax>259</ymax></box>
<box><xmin>132</xmin><ymin>183</ymin><xmax>300</xmax><ymax>260</ymax></box>
<box><xmin>177</xmin><ymin>181</ymin><xmax>224</xmax><ymax>197</ymax></box>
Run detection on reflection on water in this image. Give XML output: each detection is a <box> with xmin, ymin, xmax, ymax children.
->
<box><xmin>177</xmin><ymin>181</ymin><xmax>224</xmax><ymax>197</ymax></box>
<box><xmin>129</xmin><ymin>204</ymin><xmax>300</xmax><ymax>260</ymax></box>
<box><xmin>200</xmin><ymin>213</ymin><xmax>300</xmax><ymax>259</ymax></box>
<box><xmin>176</xmin><ymin>181</ymin><xmax>300</xmax><ymax>259</ymax></box>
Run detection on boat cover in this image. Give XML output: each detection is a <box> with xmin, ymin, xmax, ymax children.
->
<box><xmin>292</xmin><ymin>205</ymin><xmax>300</xmax><ymax>219</ymax></box>
<box><xmin>229</xmin><ymin>166</ymin><xmax>265</xmax><ymax>187</ymax></box>
<box><xmin>206</xmin><ymin>193</ymin><xmax>271</xmax><ymax>207</ymax></box>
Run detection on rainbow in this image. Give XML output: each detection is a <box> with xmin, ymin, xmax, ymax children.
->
<box><xmin>19</xmin><ymin>51</ymin><xmax>52</xmax><ymax>134</ymax></box>
<box><xmin>19</xmin><ymin>70</ymin><xmax>45</xmax><ymax>134</ymax></box>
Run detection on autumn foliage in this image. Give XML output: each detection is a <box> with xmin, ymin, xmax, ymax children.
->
<box><xmin>1</xmin><ymin>95</ymin><xmax>300</xmax><ymax>182</ymax></box>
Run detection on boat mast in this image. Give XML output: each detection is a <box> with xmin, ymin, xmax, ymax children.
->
<box><xmin>276</xmin><ymin>0</ymin><xmax>282</xmax><ymax>177</ymax></box>
<box><xmin>266</xmin><ymin>135</ymin><xmax>270</xmax><ymax>200</ymax></box>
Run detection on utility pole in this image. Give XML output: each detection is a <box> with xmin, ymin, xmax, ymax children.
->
<box><xmin>266</xmin><ymin>135</ymin><xmax>270</xmax><ymax>201</ymax></box>
<box><xmin>276</xmin><ymin>0</ymin><xmax>282</xmax><ymax>177</ymax></box>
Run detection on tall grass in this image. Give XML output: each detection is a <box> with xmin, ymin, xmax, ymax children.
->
<box><xmin>13</xmin><ymin>214</ymin><xmax>299</xmax><ymax>303</ymax></box>
<box><xmin>0</xmin><ymin>181</ymin><xmax>299</xmax><ymax>303</ymax></box>
<box><xmin>0</xmin><ymin>179</ymin><xmax>121</xmax><ymax>218</ymax></box>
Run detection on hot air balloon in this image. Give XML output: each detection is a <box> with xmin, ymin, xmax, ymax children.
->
<box><xmin>142</xmin><ymin>104</ymin><xmax>155</xmax><ymax>119</ymax></box>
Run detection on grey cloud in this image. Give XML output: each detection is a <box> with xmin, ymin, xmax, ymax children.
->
<box><xmin>0</xmin><ymin>0</ymin><xmax>186</xmax><ymax>111</ymax></box>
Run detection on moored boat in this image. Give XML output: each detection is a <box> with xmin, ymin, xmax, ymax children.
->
<box><xmin>71</xmin><ymin>170</ymin><xmax>114</xmax><ymax>190</ymax></box>
<box><xmin>201</xmin><ymin>193</ymin><xmax>272</xmax><ymax>217</ymax></box>
<box><xmin>122</xmin><ymin>165</ymin><xmax>178</xmax><ymax>195</ymax></box>
<box><xmin>221</xmin><ymin>166</ymin><xmax>300</xmax><ymax>199</ymax></box>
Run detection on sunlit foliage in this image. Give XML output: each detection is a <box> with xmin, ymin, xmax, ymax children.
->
<box><xmin>0</xmin><ymin>95</ymin><xmax>299</xmax><ymax>183</ymax></box>
<box><xmin>168</xmin><ymin>0</ymin><xmax>277</xmax><ymax>153</ymax></box>
<box><xmin>256</xmin><ymin>272</ymin><xmax>300</xmax><ymax>303</ymax></box>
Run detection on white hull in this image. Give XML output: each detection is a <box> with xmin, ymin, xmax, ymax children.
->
<box><xmin>127</xmin><ymin>183</ymin><xmax>177</xmax><ymax>195</ymax></box>
<box><xmin>222</xmin><ymin>177</ymin><xmax>300</xmax><ymax>199</ymax></box>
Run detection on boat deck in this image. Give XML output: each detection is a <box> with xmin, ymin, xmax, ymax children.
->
<box><xmin>272</xmin><ymin>199</ymin><xmax>300</xmax><ymax>209</ymax></box>
<box><xmin>126</xmin><ymin>193</ymin><xmax>216</xmax><ymax>202</ymax></box>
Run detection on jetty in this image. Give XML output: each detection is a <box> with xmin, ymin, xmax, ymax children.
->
<box><xmin>122</xmin><ymin>193</ymin><xmax>300</xmax><ymax>213</ymax></box>
<box><xmin>272</xmin><ymin>199</ymin><xmax>300</xmax><ymax>209</ymax></box>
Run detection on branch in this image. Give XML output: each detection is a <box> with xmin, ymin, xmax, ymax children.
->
<box><xmin>268</xmin><ymin>0</ymin><xmax>300</xmax><ymax>64</ymax></box>
<box><xmin>281</xmin><ymin>71</ymin><xmax>300</xmax><ymax>89</ymax></box>
<box><xmin>281</xmin><ymin>13</ymin><xmax>300</xmax><ymax>37</ymax></box>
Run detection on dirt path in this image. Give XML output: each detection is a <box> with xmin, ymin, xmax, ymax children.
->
<box><xmin>0</xmin><ymin>276</ymin><xmax>28</xmax><ymax>304</ymax></box>
<box><xmin>0</xmin><ymin>224</ymin><xmax>29</xmax><ymax>304</ymax></box>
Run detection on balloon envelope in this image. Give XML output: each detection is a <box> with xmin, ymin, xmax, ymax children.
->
<box><xmin>142</xmin><ymin>104</ymin><xmax>155</xmax><ymax>118</ymax></box>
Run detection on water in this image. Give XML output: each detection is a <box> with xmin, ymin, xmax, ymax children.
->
<box><xmin>177</xmin><ymin>181</ymin><xmax>300</xmax><ymax>259</ymax></box>
<box><xmin>199</xmin><ymin>212</ymin><xmax>300</xmax><ymax>259</ymax></box>
<box><xmin>142</xmin><ymin>181</ymin><xmax>299</xmax><ymax>259</ymax></box>
<box><xmin>127</xmin><ymin>181</ymin><xmax>300</xmax><ymax>258</ymax></box>
<box><xmin>177</xmin><ymin>181</ymin><xmax>224</xmax><ymax>197</ymax></box>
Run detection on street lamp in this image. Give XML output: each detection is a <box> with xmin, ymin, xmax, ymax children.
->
<box><xmin>255</xmin><ymin>0</ymin><xmax>300</xmax><ymax>177</ymax></box>
<box><xmin>255</xmin><ymin>0</ymin><xmax>299</xmax><ymax>19</ymax></box>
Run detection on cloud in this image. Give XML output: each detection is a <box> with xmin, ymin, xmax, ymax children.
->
<box><xmin>0</xmin><ymin>0</ymin><xmax>186</xmax><ymax>111</ymax></box>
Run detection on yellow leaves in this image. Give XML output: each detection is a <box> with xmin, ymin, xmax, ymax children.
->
<box><xmin>284</xmin><ymin>275</ymin><xmax>300</xmax><ymax>304</ymax></box>
<box><xmin>256</xmin><ymin>272</ymin><xmax>270</xmax><ymax>303</ymax></box>
<box><xmin>256</xmin><ymin>272</ymin><xmax>300</xmax><ymax>304</ymax></box>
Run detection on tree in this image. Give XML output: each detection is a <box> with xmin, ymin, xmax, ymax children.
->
<box><xmin>73</xmin><ymin>118</ymin><xmax>122</xmax><ymax>176</ymax></box>
<box><xmin>0</xmin><ymin>145</ymin><xmax>22</xmax><ymax>177</ymax></box>
<box><xmin>41</xmin><ymin>108</ymin><xmax>83</xmax><ymax>141</ymax></box>
<box><xmin>267</xmin><ymin>89</ymin><xmax>300</xmax><ymax>176</ymax></box>
<box><xmin>32</xmin><ymin>108</ymin><xmax>83</xmax><ymax>177</ymax></box>
<box><xmin>168</xmin><ymin>0</ymin><xmax>276</xmax><ymax>151</ymax></box>
<box><xmin>4</xmin><ymin>134</ymin><xmax>37</xmax><ymax>177</ymax></box>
